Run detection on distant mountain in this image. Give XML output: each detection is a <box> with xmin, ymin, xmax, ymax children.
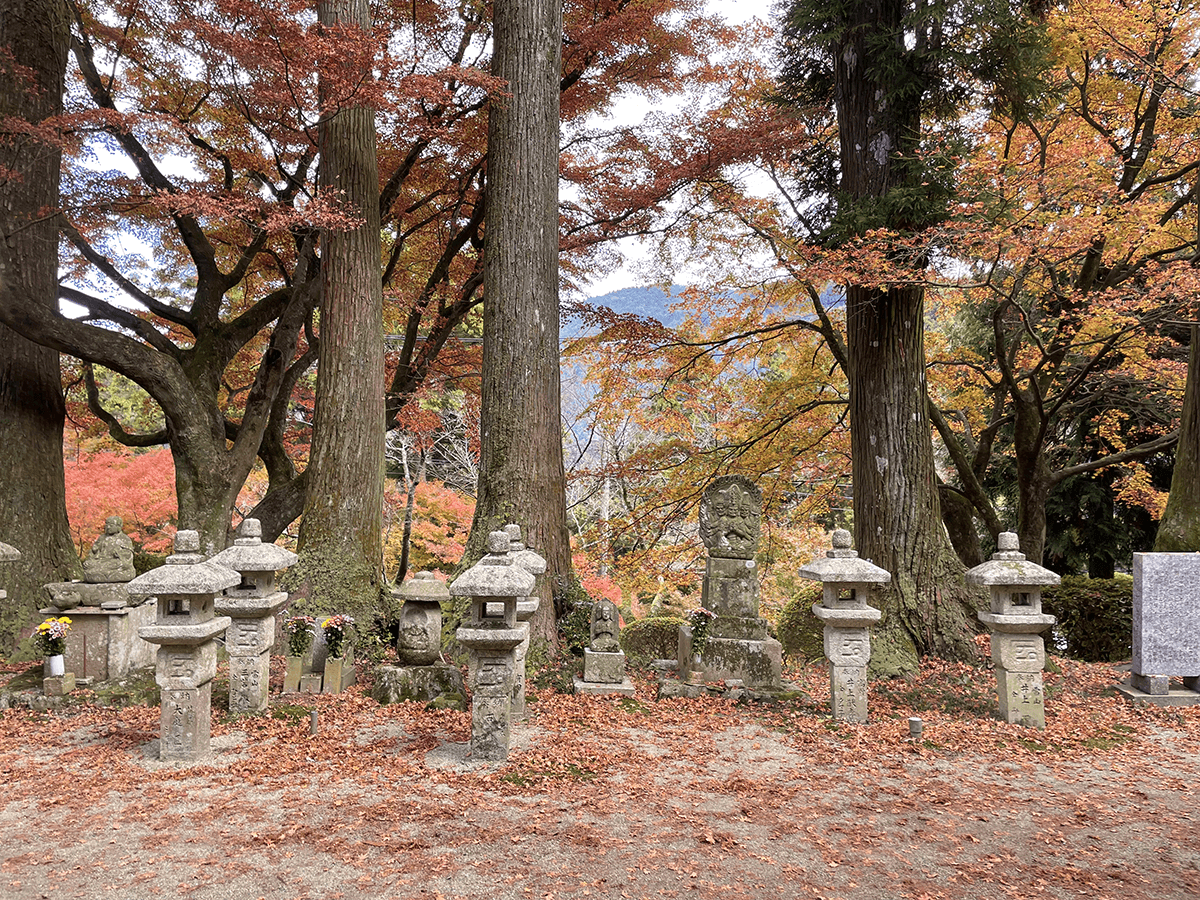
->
<box><xmin>564</xmin><ymin>285</ymin><xmax>687</xmax><ymax>339</ymax></box>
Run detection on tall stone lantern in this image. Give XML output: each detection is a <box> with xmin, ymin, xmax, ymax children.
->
<box><xmin>450</xmin><ymin>531</ymin><xmax>535</xmax><ymax>762</ymax></box>
<box><xmin>209</xmin><ymin>518</ymin><xmax>297</xmax><ymax>714</ymax></box>
<box><xmin>505</xmin><ymin>523</ymin><xmax>545</xmax><ymax>720</ymax></box>
<box><xmin>967</xmin><ymin>532</ymin><xmax>1058</xmax><ymax>728</ymax></box>
<box><xmin>132</xmin><ymin>531</ymin><xmax>236</xmax><ymax>761</ymax></box>
<box><xmin>798</xmin><ymin>529</ymin><xmax>889</xmax><ymax>723</ymax></box>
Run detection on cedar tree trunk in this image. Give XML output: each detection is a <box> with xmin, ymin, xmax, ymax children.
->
<box><xmin>290</xmin><ymin>0</ymin><xmax>386</xmax><ymax>631</ymax></box>
<box><xmin>464</xmin><ymin>0</ymin><xmax>570</xmax><ymax>650</ymax></box>
<box><xmin>0</xmin><ymin>0</ymin><xmax>82</xmax><ymax>653</ymax></box>
<box><xmin>834</xmin><ymin>0</ymin><xmax>981</xmax><ymax>674</ymax></box>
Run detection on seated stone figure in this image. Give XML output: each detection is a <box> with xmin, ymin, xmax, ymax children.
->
<box><xmin>83</xmin><ymin>516</ymin><xmax>136</xmax><ymax>583</ymax></box>
<box><xmin>589</xmin><ymin>598</ymin><xmax>621</xmax><ymax>653</ymax></box>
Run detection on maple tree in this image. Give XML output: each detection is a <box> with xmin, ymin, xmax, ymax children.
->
<box><xmin>0</xmin><ymin>0</ymin><xmax>82</xmax><ymax>649</ymax></box>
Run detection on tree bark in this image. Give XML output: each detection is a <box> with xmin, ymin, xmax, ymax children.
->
<box><xmin>0</xmin><ymin>0</ymin><xmax>82</xmax><ymax>653</ymax></box>
<box><xmin>1156</xmin><ymin>325</ymin><xmax>1200</xmax><ymax>551</ymax></box>
<box><xmin>831</xmin><ymin>0</ymin><xmax>982</xmax><ymax>674</ymax></box>
<box><xmin>463</xmin><ymin>0</ymin><xmax>570</xmax><ymax>650</ymax></box>
<box><xmin>289</xmin><ymin>0</ymin><xmax>386</xmax><ymax>633</ymax></box>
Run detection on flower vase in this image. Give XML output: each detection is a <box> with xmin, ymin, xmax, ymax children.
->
<box><xmin>46</xmin><ymin>654</ymin><xmax>65</xmax><ymax>677</ymax></box>
<box><xmin>283</xmin><ymin>655</ymin><xmax>304</xmax><ymax>692</ymax></box>
<box><xmin>323</xmin><ymin>651</ymin><xmax>354</xmax><ymax>694</ymax></box>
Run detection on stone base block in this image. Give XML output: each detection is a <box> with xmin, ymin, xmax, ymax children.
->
<box><xmin>1130</xmin><ymin>672</ymin><xmax>1170</xmax><ymax>695</ymax></box>
<box><xmin>323</xmin><ymin>656</ymin><xmax>355</xmax><ymax>694</ymax></box>
<box><xmin>42</xmin><ymin>600</ymin><xmax>155</xmax><ymax>682</ymax></box>
<box><xmin>709</xmin><ymin>616</ymin><xmax>768</xmax><ymax>641</ymax></box>
<box><xmin>1116</xmin><ymin>679</ymin><xmax>1200</xmax><ymax>707</ymax></box>
<box><xmin>697</xmin><ymin>636</ymin><xmax>782</xmax><ymax>691</ymax></box>
<box><xmin>372</xmin><ymin>662</ymin><xmax>465</xmax><ymax>709</ymax></box>
<box><xmin>583</xmin><ymin>648</ymin><xmax>627</xmax><ymax>683</ymax></box>
<box><xmin>158</xmin><ymin>682</ymin><xmax>212</xmax><ymax>762</ymax></box>
<box><xmin>299</xmin><ymin>673</ymin><xmax>323</xmax><ymax>693</ymax></box>
<box><xmin>992</xmin><ymin>633</ymin><xmax>1046</xmax><ymax>673</ymax></box>
<box><xmin>574</xmin><ymin>676</ymin><xmax>636</xmax><ymax>696</ymax></box>
<box><xmin>227</xmin><ymin>653</ymin><xmax>270</xmax><ymax>714</ymax></box>
<box><xmin>829</xmin><ymin>663</ymin><xmax>868</xmax><ymax>723</ymax></box>
<box><xmin>996</xmin><ymin>668</ymin><xmax>1047</xmax><ymax>728</ymax></box>
<box><xmin>43</xmin><ymin>673</ymin><xmax>76</xmax><ymax>697</ymax></box>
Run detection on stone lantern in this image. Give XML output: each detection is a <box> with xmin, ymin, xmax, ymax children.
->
<box><xmin>0</xmin><ymin>541</ymin><xmax>19</xmax><ymax>611</ymax></box>
<box><xmin>132</xmin><ymin>531</ymin><xmax>236</xmax><ymax>761</ymax></box>
<box><xmin>209</xmin><ymin>518</ymin><xmax>297</xmax><ymax>714</ymax></box>
<box><xmin>967</xmin><ymin>532</ymin><xmax>1058</xmax><ymax>729</ymax></box>
<box><xmin>798</xmin><ymin>529</ymin><xmax>889</xmax><ymax>723</ymax></box>
<box><xmin>450</xmin><ymin>531</ymin><xmax>535</xmax><ymax>761</ymax></box>
<box><xmin>505</xmin><ymin>523</ymin><xmax>545</xmax><ymax>720</ymax></box>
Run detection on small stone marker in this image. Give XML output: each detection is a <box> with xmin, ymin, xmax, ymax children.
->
<box><xmin>686</xmin><ymin>476</ymin><xmax>782</xmax><ymax>690</ymax></box>
<box><xmin>132</xmin><ymin>531</ymin><xmax>236</xmax><ymax>762</ymax></box>
<box><xmin>799</xmin><ymin>529</ymin><xmax>888</xmax><ymax>723</ymax></box>
<box><xmin>450</xmin><ymin>531</ymin><xmax>534</xmax><ymax>762</ymax></box>
<box><xmin>967</xmin><ymin>532</ymin><xmax>1057</xmax><ymax>728</ymax></box>
<box><xmin>209</xmin><ymin>519</ymin><xmax>297</xmax><ymax>714</ymax></box>
<box><xmin>1128</xmin><ymin>552</ymin><xmax>1200</xmax><ymax>699</ymax></box>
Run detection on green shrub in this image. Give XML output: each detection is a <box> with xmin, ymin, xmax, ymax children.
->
<box><xmin>620</xmin><ymin>615</ymin><xmax>686</xmax><ymax>663</ymax></box>
<box><xmin>776</xmin><ymin>582</ymin><xmax>825</xmax><ymax>661</ymax></box>
<box><xmin>1042</xmin><ymin>575</ymin><xmax>1132</xmax><ymax>662</ymax></box>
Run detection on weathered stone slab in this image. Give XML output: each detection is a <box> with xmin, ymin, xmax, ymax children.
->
<box><xmin>830</xmin><ymin>663</ymin><xmax>867</xmax><ymax>723</ymax></box>
<box><xmin>708</xmin><ymin>615</ymin><xmax>768</xmax><ymax>641</ymax></box>
<box><xmin>299</xmin><ymin>673</ymin><xmax>323</xmax><ymax>693</ymax></box>
<box><xmin>1133</xmin><ymin>552</ymin><xmax>1200</xmax><ymax>680</ymax></box>
<box><xmin>574</xmin><ymin>675</ymin><xmax>636</xmax><ymax>696</ymax></box>
<box><xmin>584</xmin><ymin>648</ymin><xmax>626</xmax><ymax>683</ymax></box>
<box><xmin>43</xmin><ymin>673</ymin><xmax>76</xmax><ymax>697</ymax></box>
<box><xmin>701</xmin><ymin>558</ymin><xmax>760</xmax><ymax>619</ymax></box>
<box><xmin>41</xmin><ymin>600</ymin><xmax>155</xmax><ymax>682</ymax></box>
<box><xmin>996</xmin><ymin>669</ymin><xmax>1046</xmax><ymax>728</ymax></box>
<box><xmin>227</xmin><ymin>653</ymin><xmax>270</xmax><ymax>713</ymax></box>
<box><xmin>159</xmin><ymin>684</ymin><xmax>212</xmax><ymax>762</ymax></box>
<box><xmin>372</xmin><ymin>662</ymin><xmax>465</xmax><ymax>708</ymax></box>
<box><xmin>700</xmin><ymin>636</ymin><xmax>782</xmax><ymax>691</ymax></box>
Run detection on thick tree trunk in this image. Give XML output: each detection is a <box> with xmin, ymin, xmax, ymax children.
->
<box><xmin>847</xmin><ymin>286</ymin><xmax>979</xmax><ymax>675</ymax></box>
<box><xmin>0</xmin><ymin>0</ymin><xmax>82</xmax><ymax>653</ymax></box>
<box><xmin>289</xmin><ymin>0</ymin><xmax>386</xmax><ymax>633</ymax></box>
<box><xmin>464</xmin><ymin>0</ymin><xmax>570</xmax><ymax>650</ymax></box>
<box><xmin>1156</xmin><ymin>325</ymin><xmax>1200</xmax><ymax>551</ymax></box>
<box><xmin>832</xmin><ymin>0</ymin><xmax>982</xmax><ymax>674</ymax></box>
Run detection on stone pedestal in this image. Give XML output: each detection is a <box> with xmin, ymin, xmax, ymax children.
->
<box><xmin>133</xmin><ymin>531</ymin><xmax>236</xmax><ymax>762</ymax></box>
<box><xmin>968</xmin><ymin>533</ymin><xmax>1058</xmax><ymax>729</ymax></box>
<box><xmin>44</xmin><ymin>673</ymin><xmax>76</xmax><ymax>697</ymax></box>
<box><xmin>575</xmin><ymin>648</ymin><xmax>636</xmax><ymax>696</ymax></box>
<box><xmin>210</xmin><ymin>519</ymin><xmax>297</xmax><ymax>714</ymax></box>
<box><xmin>38</xmin><ymin>600</ymin><xmax>155</xmax><ymax>682</ymax></box>
<box><xmin>373</xmin><ymin>662</ymin><xmax>465</xmax><ymax>708</ymax></box>
<box><xmin>451</xmin><ymin>531</ymin><xmax>535</xmax><ymax>762</ymax></box>
<box><xmin>799</xmin><ymin>529</ymin><xmax>889</xmax><ymax>724</ymax></box>
<box><xmin>299</xmin><ymin>673</ymin><xmax>323</xmax><ymax>693</ymax></box>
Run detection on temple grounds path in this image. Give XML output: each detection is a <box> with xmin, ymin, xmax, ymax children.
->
<box><xmin>2</xmin><ymin>656</ymin><xmax>1198</xmax><ymax>900</ymax></box>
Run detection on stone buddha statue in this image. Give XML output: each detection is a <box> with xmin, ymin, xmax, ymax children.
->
<box><xmin>83</xmin><ymin>516</ymin><xmax>136</xmax><ymax>584</ymax></box>
<box><xmin>589</xmin><ymin>598</ymin><xmax>621</xmax><ymax>653</ymax></box>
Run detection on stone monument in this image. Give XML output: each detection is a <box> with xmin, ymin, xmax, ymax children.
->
<box><xmin>683</xmin><ymin>475</ymin><xmax>781</xmax><ymax>690</ymax></box>
<box><xmin>209</xmin><ymin>519</ymin><xmax>297</xmax><ymax>714</ymax></box>
<box><xmin>575</xmin><ymin>597</ymin><xmax>636</xmax><ymax>696</ymax></box>
<box><xmin>798</xmin><ymin>529</ymin><xmax>888</xmax><ymax>723</ymax></box>
<box><xmin>505</xmin><ymin>524</ymin><xmax>545</xmax><ymax>719</ymax></box>
<box><xmin>967</xmin><ymin>532</ymin><xmax>1058</xmax><ymax>728</ymax></box>
<box><xmin>0</xmin><ymin>541</ymin><xmax>19</xmax><ymax>612</ymax></box>
<box><xmin>372</xmin><ymin>571</ymin><xmax>465</xmax><ymax>708</ymax></box>
<box><xmin>132</xmin><ymin>531</ymin><xmax>236</xmax><ymax>762</ymax></box>
<box><xmin>42</xmin><ymin>517</ymin><xmax>154</xmax><ymax>682</ymax></box>
<box><xmin>1125</xmin><ymin>552</ymin><xmax>1200</xmax><ymax>701</ymax></box>
<box><xmin>450</xmin><ymin>531</ymin><xmax>534</xmax><ymax>762</ymax></box>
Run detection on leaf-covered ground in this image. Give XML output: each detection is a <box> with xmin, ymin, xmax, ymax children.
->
<box><xmin>2</xmin><ymin>654</ymin><xmax>1198</xmax><ymax>900</ymax></box>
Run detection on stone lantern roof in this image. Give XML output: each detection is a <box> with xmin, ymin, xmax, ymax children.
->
<box><xmin>0</xmin><ymin>542</ymin><xmax>20</xmax><ymax>562</ymax></box>
<box><xmin>128</xmin><ymin>531</ymin><xmax>240</xmax><ymax>596</ymax></box>
<box><xmin>395</xmin><ymin>570</ymin><xmax>450</xmax><ymax>603</ymax></box>
<box><xmin>965</xmin><ymin>532</ymin><xmax>1060</xmax><ymax>587</ymax></box>
<box><xmin>504</xmin><ymin>524</ymin><xmax>547</xmax><ymax>575</ymax></box>
<box><xmin>209</xmin><ymin>518</ymin><xmax>297</xmax><ymax>574</ymax></box>
<box><xmin>798</xmin><ymin>529</ymin><xmax>891</xmax><ymax>585</ymax></box>
<box><xmin>450</xmin><ymin>532</ymin><xmax>536</xmax><ymax>599</ymax></box>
